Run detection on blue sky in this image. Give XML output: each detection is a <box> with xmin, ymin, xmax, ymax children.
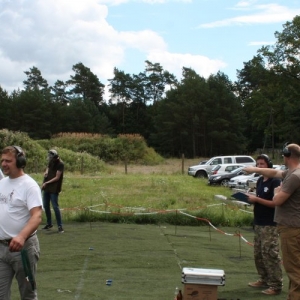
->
<box><xmin>0</xmin><ymin>0</ymin><xmax>299</xmax><ymax>99</ymax></box>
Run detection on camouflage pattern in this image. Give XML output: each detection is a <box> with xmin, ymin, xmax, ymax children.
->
<box><xmin>253</xmin><ymin>225</ymin><xmax>283</xmax><ymax>289</ymax></box>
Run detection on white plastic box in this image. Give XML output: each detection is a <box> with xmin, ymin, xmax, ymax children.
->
<box><xmin>182</xmin><ymin>268</ymin><xmax>225</xmax><ymax>286</ymax></box>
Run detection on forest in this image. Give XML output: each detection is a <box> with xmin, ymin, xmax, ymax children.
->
<box><xmin>1</xmin><ymin>16</ymin><xmax>300</xmax><ymax>158</ymax></box>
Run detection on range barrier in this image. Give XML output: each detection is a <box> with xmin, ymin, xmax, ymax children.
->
<box><xmin>59</xmin><ymin>199</ymin><xmax>254</xmax><ymax>251</ymax></box>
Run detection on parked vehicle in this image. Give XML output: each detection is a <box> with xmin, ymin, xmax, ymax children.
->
<box><xmin>208</xmin><ymin>166</ymin><xmax>247</xmax><ymax>186</ymax></box>
<box><xmin>188</xmin><ymin>155</ymin><xmax>256</xmax><ymax>178</ymax></box>
<box><xmin>209</xmin><ymin>164</ymin><xmax>245</xmax><ymax>176</ymax></box>
<box><xmin>228</xmin><ymin>173</ymin><xmax>260</xmax><ymax>189</ymax></box>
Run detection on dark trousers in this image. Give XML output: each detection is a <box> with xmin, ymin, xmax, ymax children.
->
<box><xmin>43</xmin><ymin>191</ymin><xmax>63</xmax><ymax>227</ymax></box>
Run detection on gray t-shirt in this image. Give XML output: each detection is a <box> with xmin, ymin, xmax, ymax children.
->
<box><xmin>274</xmin><ymin>168</ymin><xmax>300</xmax><ymax>227</ymax></box>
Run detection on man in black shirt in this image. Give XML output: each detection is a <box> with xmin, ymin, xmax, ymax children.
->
<box><xmin>247</xmin><ymin>154</ymin><xmax>282</xmax><ymax>295</ymax></box>
<box><xmin>42</xmin><ymin>150</ymin><xmax>64</xmax><ymax>233</ymax></box>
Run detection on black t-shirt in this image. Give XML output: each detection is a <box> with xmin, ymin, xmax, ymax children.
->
<box><xmin>44</xmin><ymin>159</ymin><xmax>64</xmax><ymax>194</ymax></box>
<box><xmin>253</xmin><ymin>176</ymin><xmax>281</xmax><ymax>226</ymax></box>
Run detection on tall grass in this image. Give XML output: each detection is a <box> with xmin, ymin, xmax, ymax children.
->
<box><xmin>31</xmin><ymin>172</ymin><xmax>253</xmax><ymax>227</ymax></box>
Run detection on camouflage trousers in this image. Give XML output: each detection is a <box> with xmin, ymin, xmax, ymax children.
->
<box><xmin>253</xmin><ymin>225</ymin><xmax>283</xmax><ymax>289</ymax></box>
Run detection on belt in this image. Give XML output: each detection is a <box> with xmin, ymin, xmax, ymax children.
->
<box><xmin>0</xmin><ymin>239</ymin><xmax>11</xmax><ymax>246</ymax></box>
<box><xmin>0</xmin><ymin>232</ymin><xmax>36</xmax><ymax>247</ymax></box>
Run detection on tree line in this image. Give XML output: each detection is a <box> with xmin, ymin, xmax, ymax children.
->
<box><xmin>1</xmin><ymin>16</ymin><xmax>300</xmax><ymax>158</ymax></box>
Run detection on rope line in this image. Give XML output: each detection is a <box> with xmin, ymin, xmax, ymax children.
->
<box><xmin>179</xmin><ymin>210</ymin><xmax>253</xmax><ymax>246</ymax></box>
<box><xmin>59</xmin><ymin>200</ymin><xmax>254</xmax><ymax>247</ymax></box>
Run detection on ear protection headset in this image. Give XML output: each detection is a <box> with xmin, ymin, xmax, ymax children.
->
<box><xmin>48</xmin><ymin>150</ymin><xmax>58</xmax><ymax>159</ymax></box>
<box><xmin>257</xmin><ymin>154</ymin><xmax>273</xmax><ymax>168</ymax></box>
<box><xmin>13</xmin><ymin>146</ymin><xmax>26</xmax><ymax>168</ymax></box>
<box><xmin>282</xmin><ymin>142</ymin><xmax>291</xmax><ymax>157</ymax></box>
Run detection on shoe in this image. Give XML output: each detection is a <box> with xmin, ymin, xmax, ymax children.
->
<box><xmin>248</xmin><ymin>280</ymin><xmax>269</xmax><ymax>288</ymax></box>
<box><xmin>58</xmin><ymin>226</ymin><xmax>64</xmax><ymax>233</ymax></box>
<box><xmin>262</xmin><ymin>287</ymin><xmax>281</xmax><ymax>295</ymax></box>
<box><xmin>42</xmin><ymin>224</ymin><xmax>53</xmax><ymax>230</ymax></box>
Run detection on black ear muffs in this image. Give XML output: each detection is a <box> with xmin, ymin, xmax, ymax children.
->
<box><xmin>13</xmin><ymin>146</ymin><xmax>26</xmax><ymax>168</ymax></box>
<box><xmin>49</xmin><ymin>151</ymin><xmax>58</xmax><ymax>159</ymax></box>
<box><xmin>282</xmin><ymin>147</ymin><xmax>291</xmax><ymax>157</ymax></box>
<box><xmin>282</xmin><ymin>142</ymin><xmax>291</xmax><ymax>157</ymax></box>
<box><xmin>260</xmin><ymin>154</ymin><xmax>273</xmax><ymax>168</ymax></box>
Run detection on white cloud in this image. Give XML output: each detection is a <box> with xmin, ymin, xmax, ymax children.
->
<box><xmin>198</xmin><ymin>3</ymin><xmax>300</xmax><ymax>28</ymax></box>
<box><xmin>120</xmin><ymin>30</ymin><xmax>167</xmax><ymax>52</ymax></box>
<box><xmin>97</xmin><ymin>0</ymin><xmax>191</xmax><ymax>4</ymax></box>
<box><xmin>0</xmin><ymin>0</ymin><xmax>130</xmax><ymax>90</ymax></box>
<box><xmin>248</xmin><ymin>41</ymin><xmax>275</xmax><ymax>46</ymax></box>
<box><xmin>0</xmin><ymin>0</ymin><xmax>221</xmax><ymax>95</ymax></box>
<box><xmin>234</xmin><ymin>0</ymin><xmax>258</xmax><ymax>9</ymax></box>
<box><xmin>147</xmin><ymin>51</ymin><xmax>227</xmax><ymax>79</ymax></box>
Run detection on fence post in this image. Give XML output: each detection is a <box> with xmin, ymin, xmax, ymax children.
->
<box><xmin>81</xmin><ymin>157</ymin><xmax>84</xmax><ymax>174</ymax></box>
<box><xmin>124</xmin><ymin>158</ymin><xmax>128</xmax><ymax>174</ymax></box>
<box><xmin>181</xmin><ymin>153</ymin><xmax>185</xmax><ymax>174</ymax></box>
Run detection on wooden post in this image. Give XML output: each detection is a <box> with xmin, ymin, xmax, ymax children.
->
<box><xmin>181</xmin><ymin>153</ymin><xmax>185</xmax><ymax>175</ymax></box>
<box><xmin>175</xmin><ymin>209</ymin><xmax>178</xmax><ymax>235</ymax></box>
<box><xmin>90</xmin><ymin>197</ymin><xmax>92</xmax><ymax>230</ymax></box>
<box><xmin>80</xmin><ymin>157</ymin><xmax>84</xmax><ymax>174</ymax></box>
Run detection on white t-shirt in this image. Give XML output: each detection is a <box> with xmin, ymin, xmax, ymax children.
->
<box><xmin>0</xmin><ymin>174</ymin><xmax>43</xmax><ymax>239</ymax></box>
<box><xmin>0</xmin><ymin>169</ymin><xmax>4</xmax><ymax>180</ymax></box>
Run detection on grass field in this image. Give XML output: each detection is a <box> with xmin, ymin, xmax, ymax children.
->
<box><xmin>12</xmin><ymin>223</ymin><xmax>288</xmax><ymax>300</ymax></box>
<box><xmin>9</xmin><ymin>159</ymin><xmax>288</xmax><ymax>299</ymax></box>
<box><xmin>30</xmin><ymin>158</ymin><xmax>254</xmax><ymax>226</ymax></box>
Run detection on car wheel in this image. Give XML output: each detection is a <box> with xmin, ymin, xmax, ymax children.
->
<box><xmin>220</xmin><ymin>179</ymin><xmax>229</xmax><ymax>187</ymax></box>
<box><xmin>195</xmin><ymin>171</ymin><xmax>206</xmax><ymax>178</ymax></box>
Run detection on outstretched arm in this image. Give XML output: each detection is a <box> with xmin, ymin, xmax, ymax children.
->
<box><xmin>244</xmin><ymin>166</ymin><xmax>283</xmax><ymax>179</ymax></box>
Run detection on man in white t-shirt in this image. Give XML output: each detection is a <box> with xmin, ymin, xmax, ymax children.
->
<box><xmin>0</xmin><ymin>146</ymin><xmax>43</xmax><ymax>300</ymax></box>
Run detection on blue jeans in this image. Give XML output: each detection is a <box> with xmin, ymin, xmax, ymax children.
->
<box><xmin>43</xmin><ymin>192</ymin><xmax>63</xmax><ymax>227</ymax></box>
<box><xmin>0</xmin><ymin>235</ymin><xmax>40</xmax><ymax>300</ymax></box>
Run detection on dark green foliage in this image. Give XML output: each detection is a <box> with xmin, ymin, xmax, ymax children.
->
<box><xmin>236</xmin><ymin>15</ymin><xmax>300</xmax><ymax>148</ymax></box>
<box><xmin>149</xmin><ymin>69</ymin><xmax>245</xmax><ymax>157</ymax></box>
<box><xmin>10</xmin><ymin>89</ymin><xmax>53</xmax><ymax>139</ymax></box>
<box><xmin>23</xmin><ymin>66</ymin><xmax>50</xmax><ymax>93</ymax></box>
<box><xmin>0</xmin><ymin>86</ymin><xmax>11</xmax><ymax>129</ymax></box>
<box><xmin>67</xmin><ymin>62</ymin><xmax>105</xmax><ymax>108</ymax></box>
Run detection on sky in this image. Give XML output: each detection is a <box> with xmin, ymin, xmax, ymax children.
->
<box><xmin>0</xmin><ymin>0</ymin><xmax>300</xmax><ymax>100</ymax></box>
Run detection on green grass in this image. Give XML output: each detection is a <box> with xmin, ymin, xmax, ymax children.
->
<box><xmin>12</xmin><ymin>223</ymin><xmax>288</xmax><ymax>299</ymax></box>
<box><xmin>31</xmin><ymin>172</ymin><xmax>253</xmax><ymax>226</ymax></box>
<box><xmin>9</xmin><ymin>164</ymin><xmax>285</xmax><ymax>299</ymax></box>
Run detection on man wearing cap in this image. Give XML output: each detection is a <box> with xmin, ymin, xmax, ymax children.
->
<box><xmin>41</xmin><ymin>149</ymin><xmax>64</xmax><ymax>233</ymax></box>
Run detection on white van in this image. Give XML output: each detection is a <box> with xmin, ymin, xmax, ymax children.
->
<box><xmin>188</xmin><ymin>155</ymin><xmax>255</xmax><ymax>178</ymax></box>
